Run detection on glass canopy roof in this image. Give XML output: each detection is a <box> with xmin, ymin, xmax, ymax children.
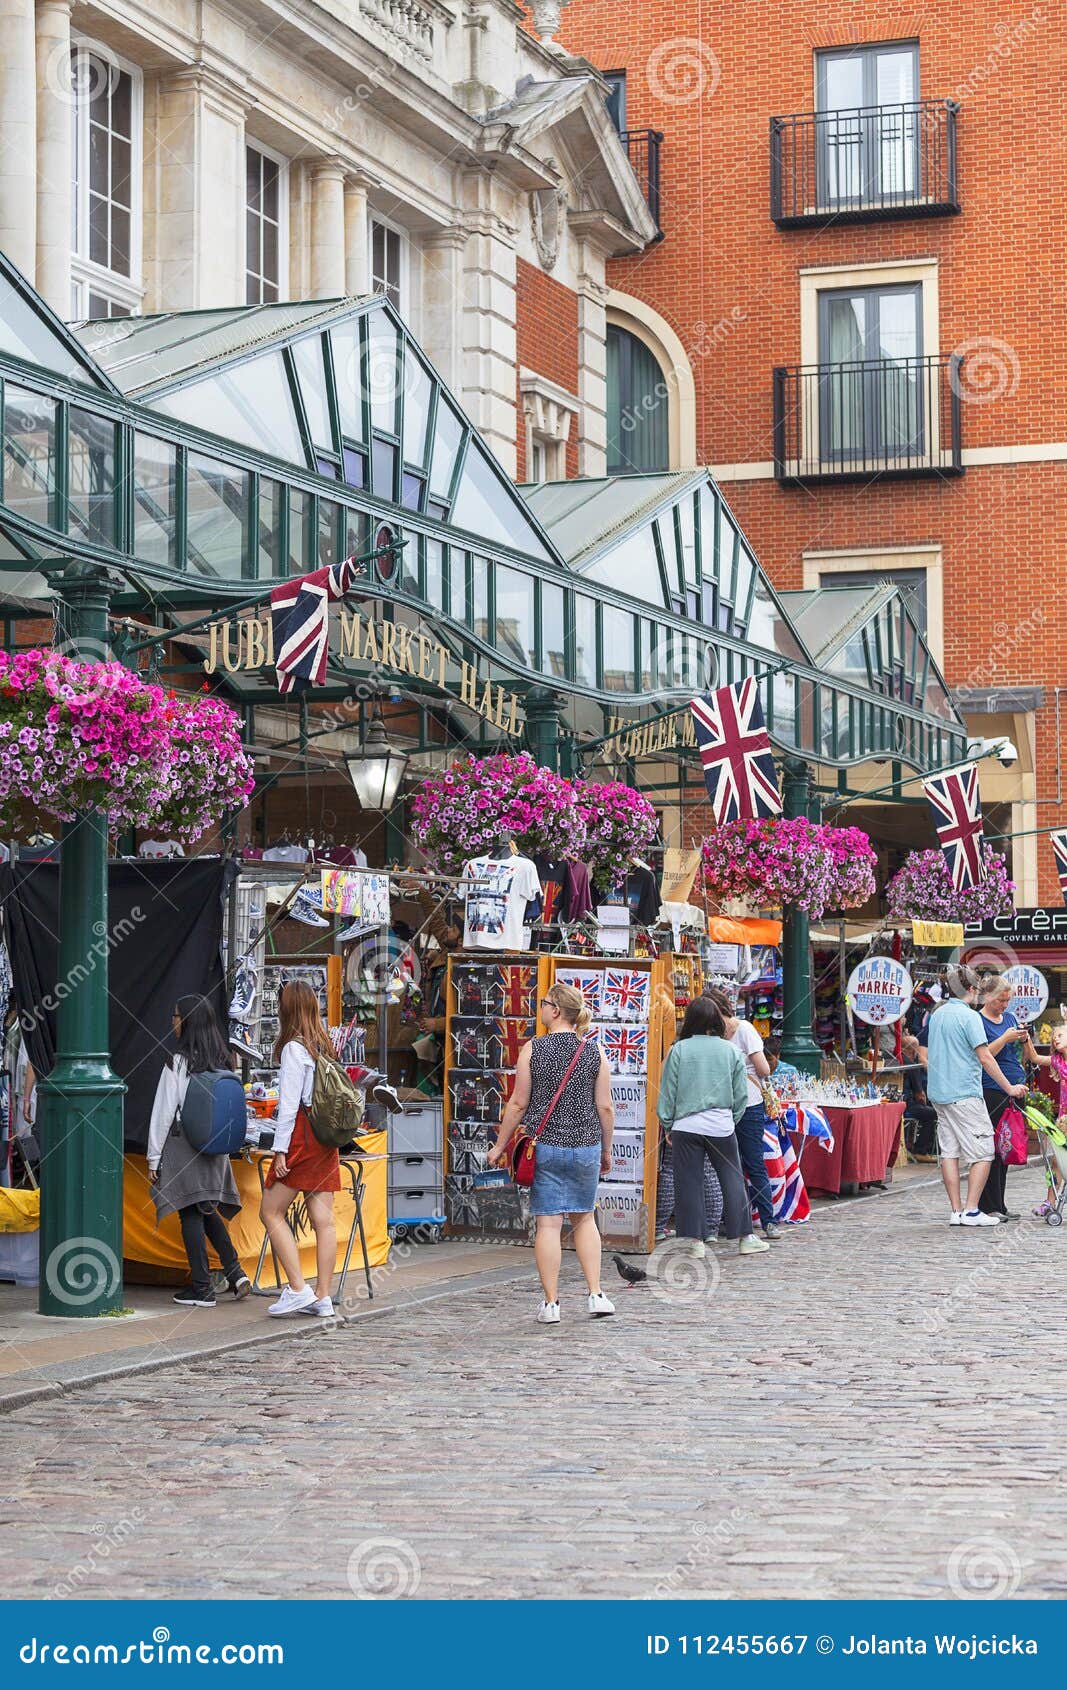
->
<box><xmin>0</xmin><ymin>248</ymin><xmax>967</xmax><ymax>774</ymax></box>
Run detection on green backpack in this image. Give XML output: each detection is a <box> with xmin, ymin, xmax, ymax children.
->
<box><xmin>307</xmin><ymin>1055</ymin><xmax>366</xmax><ymax>1148</ymax></box>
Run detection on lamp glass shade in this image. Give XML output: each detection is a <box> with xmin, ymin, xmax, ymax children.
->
<box><xmin>344</xmin><ymin>720</ymin><xmax>407</xmax><ymax>810</ymax></box>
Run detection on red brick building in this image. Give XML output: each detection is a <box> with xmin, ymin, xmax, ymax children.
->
<box><xmin>551</xmin><ymin>1</ymin><xmax>1066</xmax><ymax>901</ymax></box>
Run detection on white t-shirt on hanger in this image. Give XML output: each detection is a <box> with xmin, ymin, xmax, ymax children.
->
<box><xmin>461</xmin><ymin>853</ymin><xmax>542</xmax><ymax>951</ymax></box>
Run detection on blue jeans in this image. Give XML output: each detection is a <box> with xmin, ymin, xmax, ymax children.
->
<box><xmin>735</xmin><ymin>1104</ymin><xmax>776</xmax><ymax>1229</ymax></box>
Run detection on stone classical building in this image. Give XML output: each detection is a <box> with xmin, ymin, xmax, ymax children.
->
<box><xmin>0</xmin><ymin>0</ymin><xmax>657</xmax><ymax>477</ymax></box>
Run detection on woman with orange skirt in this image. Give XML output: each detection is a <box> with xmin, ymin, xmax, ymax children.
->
<box><xmin>260</xmin><ymin>980</ymin><xmax>340</xmax><ymax>1318</ymax></box>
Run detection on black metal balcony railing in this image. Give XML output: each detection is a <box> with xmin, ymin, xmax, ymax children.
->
<box><xmin>770</xmin><ymin>100</ymin><xmax>959</xmax><ymax>226</ymax></box>
<box><xmin>620</xmin><ymin>128</ymin><xmax>664</xmax><ymax>235</ymax></box>
<box><xmin>772</xmin><ymin>355</ymin><xmax>964</xmax><ymax>484</ymax></box>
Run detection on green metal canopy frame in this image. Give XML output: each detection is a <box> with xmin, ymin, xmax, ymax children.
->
<box><xmin>0</xmin><ymin>252</ymin><xmax>969</xmax><ymax>1312</ymax></box>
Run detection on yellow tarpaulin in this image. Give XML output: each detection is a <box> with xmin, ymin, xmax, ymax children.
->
<box><xmin>0</xmin><ymin>1188</ymin><xmax>40</xmax><ymax>1233</ymax></box>
<box><xmin>122</xmin><ymin>1131</ymin><xmax>390</xmax><ymax>1280</ymax></box>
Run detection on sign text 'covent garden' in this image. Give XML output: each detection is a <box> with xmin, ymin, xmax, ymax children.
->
<box><xmin>204</xmin><ymin>609</ymin><xmax>524</xmax><ymax>732</ymax></box>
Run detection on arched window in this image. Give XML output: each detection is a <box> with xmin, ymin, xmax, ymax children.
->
<box><xmin>606</xmin><ymin>324</ymin><xmax>669</xmax><ymax>474</ymax></box>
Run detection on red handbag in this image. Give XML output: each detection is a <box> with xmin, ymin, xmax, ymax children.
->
<box><xmin>508</xmin><ymin>1036</ymin><xmax>594</xmax><ymax>1186</ymax></box>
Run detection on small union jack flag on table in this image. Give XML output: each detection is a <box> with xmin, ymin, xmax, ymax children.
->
<box><xmin>598</xmin><ymin>1023</ymin><xmax>648</xmax><ymax>1076</ymax></box>
<box><xmin>1051</xmin><ymin>829</ymin><xmax>1067</xmax><ymax>906</ymax></box>
<box><xmin>689</xmin><ymin>678</ymin><xmax>782</xmax><ymax>824</ymax></box>
<box><xmin>922</xmin><ymin>763</ymin><xmax>986</xmax><ymax>892</ymax></box>
<box><xmin>600</xmin><ymin>969</ymin><xmax>651</xmax><ymax>1023</ymax></box>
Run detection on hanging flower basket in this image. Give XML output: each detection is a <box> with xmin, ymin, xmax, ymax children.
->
<box><xmin>410</xmin><ymin>752</ymin><xmax>587</xmax><ymax>874</ymax></box>
<box><xmin>885</xmin><ymin>845</ymin><xmax>1014</xmax><ymax>924</ymax></box>
<box><xmin>701</xmin><ymin>817</ymin><xmax>877</xmax><ymax>920</ymax></box>
<box><xmin>0</xmin><ymin>649</ymin><xmax>255</xmax><ymax>841</ymax></box>
<box><xmin>575</xmin><ymin>779</ymin><xmax>659</xmax><ymax>896</ymax></box>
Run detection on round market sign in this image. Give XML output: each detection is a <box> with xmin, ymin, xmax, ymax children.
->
<box><xmin>847</xmin><ymin>956</ymin><xmax>913</xmax><ymax>1026</ymax></box>
<box><xmin>1000</xmin><ymin>962</ymin><xmax>1049</xmax><ymax>1026</ymax></box>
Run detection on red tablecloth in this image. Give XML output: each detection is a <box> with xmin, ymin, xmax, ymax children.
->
<box><xmin>789</xmin><ymin>1101</ymin><xmax>904</xmax><ymax>1197</ymax></box>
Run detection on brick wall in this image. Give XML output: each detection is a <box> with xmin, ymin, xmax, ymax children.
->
<box><xmin>558</xmin><ymin>2</ymin><xmax>1067</xmax><ymax>900</ymax></box>
<box><xmin>514</xmin><ymin>257</ymin><xmax>580</xmax><ymax>480</ymax></box>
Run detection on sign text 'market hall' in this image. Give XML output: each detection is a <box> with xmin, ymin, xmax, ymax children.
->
<box><xmin>203</xmin><ymin>609</ymin><xmax>523</xmax><ymax>733</ymax></box>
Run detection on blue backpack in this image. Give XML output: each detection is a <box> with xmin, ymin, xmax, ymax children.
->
<box><xmin>177</xmin><ymin>1069</ymin><xmax>247</xmax><ymax>1156</ymax></box>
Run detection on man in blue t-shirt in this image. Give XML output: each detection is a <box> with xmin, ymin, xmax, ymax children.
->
<box><xmin>925</xmin><ymin>966</ymin><xmax>1027</xmax><ymax>1227</ymax></box>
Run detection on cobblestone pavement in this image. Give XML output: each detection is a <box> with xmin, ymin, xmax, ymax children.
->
<box><xmin>5</xmin><ymin>1168</ymin><xmax>1066</xmax><ymax>1601</ymax></box>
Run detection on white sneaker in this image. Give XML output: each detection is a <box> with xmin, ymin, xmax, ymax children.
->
<box><xmin>311</xmin><ymin>1296</ymin><xmax>335</xmax><ymax>1318</ymax></box>
<box><xmin>705</xmin><ymin>1234</ymin><xmax>720</xmax><ymax>1246</ymax></box>
<box><xmin>961</xmin><ymin>1210</ymin><xmax>1000</xmax><ymax>1227</ymax></box>
<box><xmin>268</xmin><ymin>1284</ymin><xmax>317</xmax><ymax>1316</ymax></box>
<box><xmin>587</xmin><ymin>1291</ymin><xmax>615</xmax><ymax>1318</ymax></box>
<box><xmin>536</xmin><ymin>1300</ymin><xmax>561</xmax><ymax>1324</ymax></box>
<box><xmin>949</xmin><ymin>1210</ymin><xmax>964</xmax><ymax>1226</ymax></box>
<box><xmin>739</xmin><ymin>1233</ymin><xmax>771</xmax><ymax>1255</ymax></box>
<box><xmin>685</xmin><ymin>1239</ymin><xmax>706</xmax><ymax>1260</ymax></box>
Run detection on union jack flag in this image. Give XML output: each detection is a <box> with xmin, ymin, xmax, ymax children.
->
<box><xmin>496</xmin><ymin>1018</ymin><xmax>533</xmax><ymax>1068</ymax></box>
<box><xmin>922</xmin><ymin>763</ymin><xmax>986</xmax><ymax>892</ymax></box>
<box><xmin>1051</xmin><ymin>830</ymin><xmax>1067</xmax><ymax>906</ymax></box>
<box><xmin>689</xmin><ymin>679</ymin><xmax>781</xmax><ymax>824</ymax></box>
<box><xmin>757</xmin><ymin>1118</ymin><xmax>811</xmax><ymax>1225</ymax></box>
<box><xmin>599</xmin><ymin>1024</ymin><xmax>648</xmax><ymax>1075</ymax></box>
<box><xmin>270</xmin><ymin>555</ymin><xmax>362</xmax><ymax>695</ymax></box>
<box><xmin>783</xmin><ymin>1102</ymin><xmax>835</xmax><ymax>1152</ymax></box>
<box><xmin>554</xmin><ymin>968</ymin><xmax>602</xmax><ymax>1017</ymax></box>
<box><xmin>496</xmin><ymin>965</ymin><xmax>537</xmax><ymax>1018</ymax></box>
<box><xmin>601</xmin><ymin>969</ymin><xmax>650</xmax><ymax>1023</ymax></box>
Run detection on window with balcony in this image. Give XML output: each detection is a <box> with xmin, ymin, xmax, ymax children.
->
<box><xmin>70</xmin><ymin>42</ymin><xmax>142</xmax><ymax>319</ymax></box>
<box><xmin>604</xmin><ymin>72</ymin><xmax>626</xmax><ymax>132</ymax></box>
<box><xmin>774</xmin><ymin>276</ymin><xmax>963</xmax><ymax>483</ymax></box>
<box><xmin>819</xmin><ymin>283</ymin><xmax>922</xmax><ymax>462</ymax></box>
<box><xmin>607</xmin><ymin>325</ymin><xmax>669</xmax><ymax>475</ymax></box>
<box><xmin>246</xmin><ymin>145</ymin><xmax>287</xmax><ymax>305</ymax></box>
<box><xmin>771</xmin><ymin>40</ymin><xmax>958</xmax><ymax>225</ymax></box>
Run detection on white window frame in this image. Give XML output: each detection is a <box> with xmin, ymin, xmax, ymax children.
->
<box><xmin>244</xmin><ymin>140</ymin><xmax>290</xmax><ymax>306</ymax></box>
<box><xmin>796</xmin><ymin>257</ymin><xmax>941</xmax><ymax>476</ymax></box>
<box><xmin>70</xmin><ymin>34</ymin><xmax>144</xmax><ymax>318</ymax></box>
<box><xmin>368</xmin><ymin>214</ymin><xmax>410</xmax><ymax>318</ymax></box>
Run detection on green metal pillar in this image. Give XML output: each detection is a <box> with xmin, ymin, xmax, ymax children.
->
<box><xmin>524</xmin><ymin>687</ymin><xmax>562</xmax><ymax>773</ymax></box>
<box><xmin>36</xmin><ymin>567</ymin><xmax>127</xmax><ymax>1316</ymax></box>
<box><xmin>778</xmin><ymin>756</ymin><xmax>822</xmax><ymax>1075</ymax></box>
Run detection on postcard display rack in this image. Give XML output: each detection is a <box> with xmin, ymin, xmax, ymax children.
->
<box><xmin>443</xmin><ymin>953</ymin><xmax>674</xmax><ymax>1253</ymax></box>
<box><xmin>258</xmin><ymin>957</ymin><xmax>343</xmax><ymax>1053</ymax></box>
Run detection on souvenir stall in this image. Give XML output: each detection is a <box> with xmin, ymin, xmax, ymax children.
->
<box><xmin>443</xmin><ymin>949</ymin><xmax>675</xmax><ymax>1254</ymax></box>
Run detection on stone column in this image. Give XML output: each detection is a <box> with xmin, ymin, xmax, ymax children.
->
<box><xmin>343</xmin><ymin>174</ymin><xmax>370</xmax><ymax>296</ymax></box>
<box><xmin>309</xmin><ymin>157</ymin><xmax>346</xmax><ymax>299</ymax></box>
<box><xmin>35</xmin><ymin>0</ymin><xmax>73</xmax><ymax>315</ymax></box>
<box><xmin>0</xmin><ymin>0</ymin><xmax>37</xmax><ymax>279</ymax></box>
<box><xmin>575</xmin><ymin>254</ymin><xmax>610</xmax><ymax>476</ymax></box>
<box><xmin>421</xmin><ymin>226</ymin><xmax>467</xmax><ymax>390</ymax></box>
<box><xmin>459</xmin><ymin>173</ymin><xmax>517</xmax><ymax>474</ymax></box>
<box><xmin>152</xmin><ymin>68</ymin><xmax>246</xmax><ymax>309</ymax></box>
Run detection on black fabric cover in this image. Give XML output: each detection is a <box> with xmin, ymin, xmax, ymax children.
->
<box><xmin>0</xmin><ymin>858</ymin><xmax>235</xmax><ymax>1152</ymax></box>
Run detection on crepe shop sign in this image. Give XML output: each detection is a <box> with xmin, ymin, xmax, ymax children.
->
<box><xmin>203</xmin><ymin>610</ymin><xmax>523</xmax><ymax>732</ymax></box>
<box><xmin>847</xmin><ymin>957</ymin><xmax>913</xmax><ymax>1026</ymax></box>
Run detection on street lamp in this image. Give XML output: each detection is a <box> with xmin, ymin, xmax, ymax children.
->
<box><xmin>343</xmin><ymin>712</ymin><xmax>408</xmax><ymax>811</ymax></box>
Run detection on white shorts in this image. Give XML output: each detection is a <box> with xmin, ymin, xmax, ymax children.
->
<box><xmin>934</xmin><ymin>1097</ymin><xmax>995</xmax><ymax>1166</ymax></box>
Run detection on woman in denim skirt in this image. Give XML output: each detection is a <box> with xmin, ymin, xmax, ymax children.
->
<box><xmin>489</xmin><ymin>983</ymin><xmax>616</xmax><ymax>1325</ymax></box>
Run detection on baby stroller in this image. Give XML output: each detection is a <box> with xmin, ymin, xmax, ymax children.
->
<box><xmin>1024</xmin><ymin>1103</ymin><xmax>1067</xmax><ymax>1228</ymax></box>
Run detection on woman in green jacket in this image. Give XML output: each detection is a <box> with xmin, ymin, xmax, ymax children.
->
<box><xmin>658</xmin><ymin>997</ymin><xmax>770</xmax><ymax>1260</ymax></box>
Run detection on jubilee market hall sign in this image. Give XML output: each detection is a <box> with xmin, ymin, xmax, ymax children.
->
<box><xmin>204</xmin><ymin>607</ymin><xmax>524</xmax><ymax>734</ymax></box>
